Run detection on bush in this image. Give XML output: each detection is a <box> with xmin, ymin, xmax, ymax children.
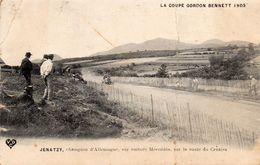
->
<box><xmin>143</xmin><ymin>74</ymin><xmax>156</xmax><ymax>77</ymax></box>
<box><xmin>179</xmin><ymin>47</ymin><xmax>253</xmax><ymax>80</ymax></box>
<box><xmin>155</xmin><ymin>64</ymin><xmax>169</xmax><ymax>78</ymax></box>
<box><xmin>209</xmin><ymin>55</ymin><xmax>224</xmax><ymax>68</ymax></box>
<box><xmin>93</xmin><ymin>65</ymin><xmax>138</xmax><ymax>77</ymax></box>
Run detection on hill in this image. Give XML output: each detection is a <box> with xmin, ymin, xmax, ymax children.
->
<box><xmin>94</xmin><ymin>38</ymin><xmax>196</xmax><ymax>56</ymax></box>
<box><xmin>32</xmin><ymin>54</ymin><xmax>63</xmax><ymax>63</ymax></box>
<box><xmin>58</xmin><ymin>38</ymin><xmax>254</xmax><ymax>67</ymax></box>
<box><xmin>92</xmin><ymin>38</ymin><xmax>252</xmax><ymax>56</ymax></box>
<box><xmin>200</xmin><ymin>39</ymin><xmax>226</xmax><ymax>48</ymax></box>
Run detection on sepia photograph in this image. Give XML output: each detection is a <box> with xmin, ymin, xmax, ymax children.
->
<box><xmin>0</xmin><ymin>0</ymin><xmax>259</xmax><ymax>164</ymax></box>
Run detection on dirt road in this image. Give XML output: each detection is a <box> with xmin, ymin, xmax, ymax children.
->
<box><xmin>83</xmin><ymin>72</ymin><xmax>260</xmax><ymax>135</ymax></box>
<box><xmin>112</xmin><ymin>83</ymin><xmax>260</xmax><ymax>135</ymax></box>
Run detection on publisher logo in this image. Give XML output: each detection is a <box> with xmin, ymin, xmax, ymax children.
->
<box><xmin>6</xmin><ymin>139</ymin><xmax>17</xmax><ymax>149</ymax></box>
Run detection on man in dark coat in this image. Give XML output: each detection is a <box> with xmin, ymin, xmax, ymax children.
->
<box><xmin>20</xmin><ymin>52</ymin><xmax>33</xmax><ymax>86</ymax></box>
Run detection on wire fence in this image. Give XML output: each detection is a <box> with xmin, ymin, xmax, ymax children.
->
<box><xmin>111</xmin><ymin>77</ymin><xmax>259</xmax><ymax>97</ymax></box>
<box><xmin>88</xmin><ymin>81</ymin><xmax>257</xmax><ymax>149</ymax></box>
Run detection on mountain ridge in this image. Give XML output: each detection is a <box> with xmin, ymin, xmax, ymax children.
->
<box><xmin>92</xmin><ymin>38</ymin><xmax>253</xmax><ymax>56</ymax></box>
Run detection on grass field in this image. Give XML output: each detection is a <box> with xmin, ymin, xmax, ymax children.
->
<box><xmin>85</xmin><ymin>54</ymin><xmax>211</xmax><ymax>76</ymax></box>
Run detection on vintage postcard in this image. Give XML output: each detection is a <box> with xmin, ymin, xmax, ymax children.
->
<box><xmin>0</xmin><ymin>0</ymin><xmax>259</xmax><ymax>164</ymax></box>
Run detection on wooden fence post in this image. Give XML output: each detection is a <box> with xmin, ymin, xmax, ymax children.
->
<box><xmin>130</xmin><ymin>91</ymin><xmax>133</xmax><ymax>104</ymax></box>
<box><xmin>165</xmin><ymin>102</ymin><xmax>172</xmax><ymax>126</ymax></box>
<box><xmin>130</xmin><ymin>91</ymin><xmax>134</xmax><ymax>111</ymax></box>
<box><xmin>150</xmin><ymin>94</ymin><xmax>154</xmax><ymax>122</ymax></box>
<box><xmin>187</xmin><ymin>103</ymin><xmax>193</xmax><ymax>139</ymax></box>
<box><xmin>252</xmin><ymin>132</ymin><xmax>255</xmax><ymax>144</ymax></box>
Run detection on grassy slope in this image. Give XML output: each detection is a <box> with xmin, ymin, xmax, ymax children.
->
<box><xmin>0</xmin><ymin>74</ymin><xmax>169</xmax><ymax>139</ymax></box>
<box><xmin>0</xmin><ymin>74</ymin><xmax>123</xmax><ymax>137</ymax></box>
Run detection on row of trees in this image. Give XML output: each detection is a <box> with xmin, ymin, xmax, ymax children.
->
<box><xmin>95</xmin><ymin>63</ymin><xmax>138</xmax><ymax>77</ymax></box>
<box><xmin>180</xmin><ymin>44</ymin><xmax>256</xmax><ymax>80</ymax></box>
<box><xmin>151</xmin><ymin>43</ymin><xmax>257</xmax><ymax>80</ymax></box>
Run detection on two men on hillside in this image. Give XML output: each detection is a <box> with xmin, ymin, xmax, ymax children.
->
<box><xmin>40</xmin><ymin>54</ymin><xmax>54</xmax><ymax>101</ymax></box>
<box><xmin>20</xmin><ymin>53</ymin><xmax>54</xmax><ymax>103</ymax></box>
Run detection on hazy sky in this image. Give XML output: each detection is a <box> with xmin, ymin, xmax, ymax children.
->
<box><xmin>1</xmin><ymin>0</ymin><xmax>260</xmax><ymax>65</ymax></box>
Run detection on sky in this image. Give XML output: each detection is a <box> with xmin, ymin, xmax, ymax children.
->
<box><xmin>1</xmin><ymin>0</ymin><xmax>260</xmax><ymax>65</ymax></box>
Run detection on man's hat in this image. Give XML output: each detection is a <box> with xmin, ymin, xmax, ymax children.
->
<box><xmin>48</xmin><ymin>54</ymin><xmax>54</xmax><ymax>60</ymax></box>
<box><xmin>43</xmin><ymin>54</ymin><xmax>48</xmax><ymax>59</ymax></box>
<box><xmin>25</xmin><ymin>52</ymin><xmax>32</xmax><ymax>57</ymax></box>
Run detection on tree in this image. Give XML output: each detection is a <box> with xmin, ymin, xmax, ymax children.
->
<box><xmin>236</xmin><ymin>48</ymin><xmax>250</xmax><ymax>61</ymax></box>
<box><xmin>156</xmin><ymin>64</ymin><xmax>169</xmax><ymax>78</ymax></box>
<box><xmin>209</xmin><ymin>55</ymin><xmax>224</xmax><ymax>68</ymax></box>
<box><xmin>180</xmin><ymin>47</ymin><xmax>251</xmax><ymax>80</ymax></box>
<box><xmin>232</xmin><ymin>44</ymin><xmax>238</xmax><ymax>49</ymax></box>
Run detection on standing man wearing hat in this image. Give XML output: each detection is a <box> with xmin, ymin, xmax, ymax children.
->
<box><xmin>40</xmin><ymin>54</ymin><xmax>54</xmax><ymax>101</ymax></box>
<box><xmin>20</xmin><ymin>52</ymin><xmax>33</xmax><ymax>87</ymax></box>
